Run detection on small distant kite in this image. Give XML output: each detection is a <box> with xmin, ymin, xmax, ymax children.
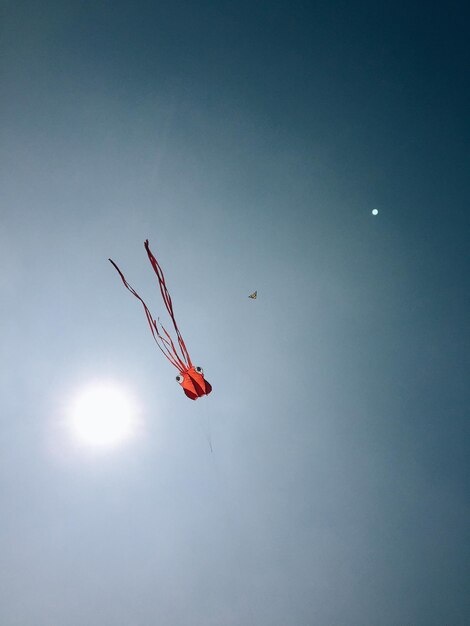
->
<box><xmin>109</xmin><ymin>240</ymin><xmax>212</xmax><ymax>400</ymax></box>
<box><xmin>248</xmin><ymin>291</ymin><xmax>257</xmax><ymax>299</ymax></box>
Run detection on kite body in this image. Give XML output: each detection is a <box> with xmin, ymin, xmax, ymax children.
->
<box><xmin>177</xmin><ymin>366</ymin><xmax>212</xmax><ymax>400</ymax></box>
<box><xmin>109</xmin><ymin>240</ymin><xmax>212</xmax><ymax>400</ymax></box>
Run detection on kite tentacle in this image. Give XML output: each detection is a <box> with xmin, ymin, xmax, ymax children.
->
<box><xmin>157</xmin><ymin>319</ymin><xmax>189</xmax><ymax>370</ymax></box>
<box><xmin>109</xmin><ymin>259</ymin><xmax>185</xmax><ymax>372</ymax></box>
<box><xmin>144</xmin><ymin>240</ymin><xmax>192</xmax><ymax>368</ymax></box>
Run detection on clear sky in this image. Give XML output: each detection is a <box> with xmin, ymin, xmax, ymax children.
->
<box><xmin>1</xmin><ymin>1</ymin><xmax>469</xmax><ymax>624</ymax></box>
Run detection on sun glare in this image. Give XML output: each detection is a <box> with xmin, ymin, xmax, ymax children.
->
<box><xmin>68</xmin><ymin>382</ymin><xmax>138</xmax><ymax>448</ymax></box>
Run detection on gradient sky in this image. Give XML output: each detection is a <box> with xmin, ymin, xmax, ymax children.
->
<box><xmin>1</xmin><ymin>1</ymin><xmax>469</xmax><ymax>625</ymax></box>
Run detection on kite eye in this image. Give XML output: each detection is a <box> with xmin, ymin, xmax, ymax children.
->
<box><xmin>176</xmin><ymin>374</ymin><xmax>184</xmax><ymax>384</ymax></box>
<box><xmin>194</xmin><ymin>366</ymin><xmax>203</xmax><ymax>374</ymax></box>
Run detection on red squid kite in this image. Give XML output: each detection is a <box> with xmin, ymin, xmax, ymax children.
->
<box><xmin>109</xmin><ymin>240</ymin><xmax>212</xmax><ymax>400</ymax></box>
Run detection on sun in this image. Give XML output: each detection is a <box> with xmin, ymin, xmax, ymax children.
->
<box><xmin>68</xmin><ymin>382</ymin><xmax>138</xmax><ymax>448</ymax></box>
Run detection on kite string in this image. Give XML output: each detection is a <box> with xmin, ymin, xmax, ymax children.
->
<box><xmin>197</xmin><ymin>403</ymin><xmax>213</xmax><ymax>453</ymax></box>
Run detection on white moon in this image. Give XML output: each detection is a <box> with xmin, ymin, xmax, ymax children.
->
<box><xmin>372</xmin><ymin>209</ymin><xmax>379</xmax><ymax>215</ymax></box>
<box><xmin>68</xmin><ymin>382</ymin><xmax>138</xmax><ymax>448</ymax></box>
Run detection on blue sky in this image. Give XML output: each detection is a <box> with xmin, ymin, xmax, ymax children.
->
<box><xmin>1</xmin><ymin>1</ymin><xmax>469</xmax><ymax>624</ymax></box>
